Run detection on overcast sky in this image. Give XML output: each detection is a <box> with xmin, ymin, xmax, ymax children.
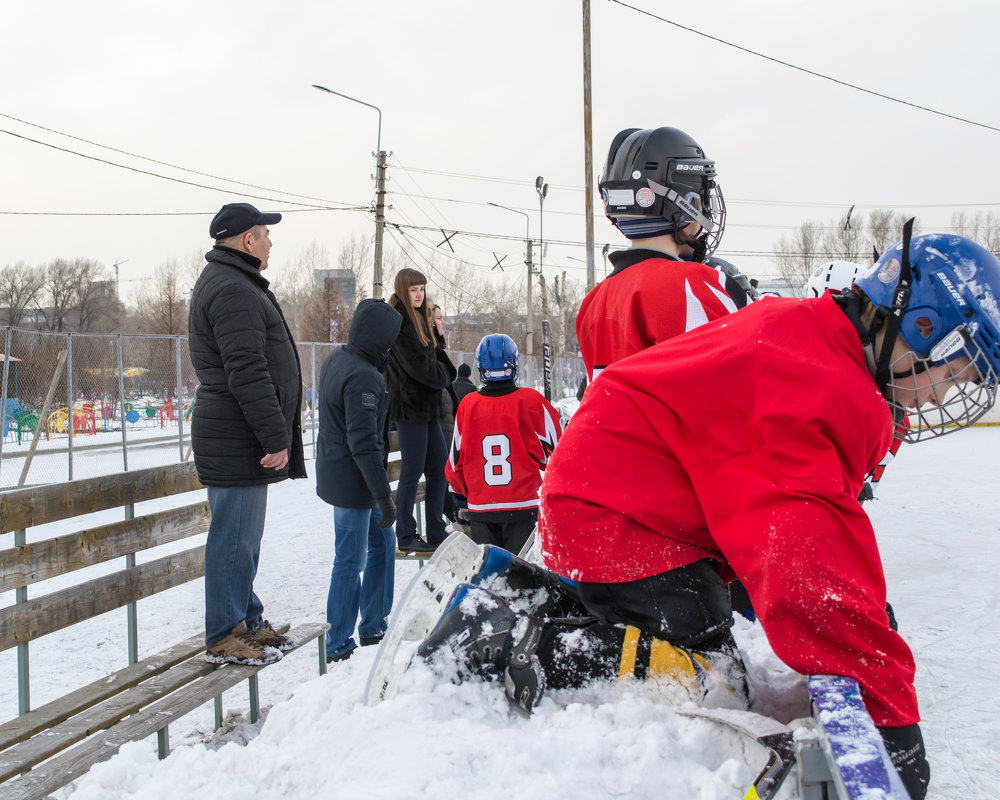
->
<box><xmin>3</xmin><ymin>0</ymin><xmax>999</xmax><ymax>309</ymax></box>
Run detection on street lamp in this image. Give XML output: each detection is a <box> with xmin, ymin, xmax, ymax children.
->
<box><xmin>312</xmin><ymin>84</ymin><xmax>387</xmax><ymax>298</ymax></box>
<box><xmin>535</xmin><ymin>177</ymin><xmax>550</xmax><ymax>324</ymax></box>
<box><xmin>488</xmin><ymin>202</ymin><xmax>535</xmax><ymax>385</ymax></box>
<box><xmin>534</xmin><ymin>176</ymin><xmax>548</xmax><ymax>279</ymax></box>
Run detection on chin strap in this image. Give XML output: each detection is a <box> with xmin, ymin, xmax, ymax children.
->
<box><xmin>834</xmin><ymin>288</ymin><xmax>884</xmax><ymax>380</ymax></box>
<box><xmin>873</xmin><ymin>218</ymin><xmax>915</xmax><ymax>397</ymax></box>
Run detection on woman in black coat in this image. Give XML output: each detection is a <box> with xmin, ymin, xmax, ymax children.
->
<box><xmin>385</xmin><ymin>269</ymin><xmax>457</xmax><ymax>550</ymax></box>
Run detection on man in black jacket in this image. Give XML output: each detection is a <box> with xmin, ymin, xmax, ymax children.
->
<box><xmin>316</xmin><ymin>299</ymin><xmax>402</xmax><ymax>662</ymax></box>
<box><xmin>188</xmin><ymin>202</ymin><xmax>306</xmax><ymax>665</ymax></box>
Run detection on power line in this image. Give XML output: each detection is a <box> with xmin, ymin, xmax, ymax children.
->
<box><xmin>608</xmin><ymin>0</ymin><xmax>1000</xmax><ymax>134</ymax></box>
<box><xmin>0</xmin><ymin>126</ymin><xmax>362</xmax><ymax>210</ymax></box>
<box><xmin>0</xmin><ymin>208</ymin><xmax>367</xmax><ymax>220</ymax></box>
<box><xmin>0</xmin><ymin>207</ymin><xmax>368</xmax><ymax>217</ymax></box>
<box><xmin>0</xmin><ymin>112</ymin><xmax>365</xmax><ymax>207</ymax></box>
<box><xmin>392</xmin><ymin>170</ymin><xmax>1000</xmax><ymax>212</ymax></box>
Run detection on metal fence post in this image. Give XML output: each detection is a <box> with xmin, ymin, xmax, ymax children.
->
<box><xmin>15</xmin><ymin>526</ymin><xmax>29</xmax><ymax>715</ymax></box>
<box><xmin>117</xmin><ymin>334</ymin><xmax>127</xmax><ymax>471</ymax></box>
<box><xmin>66</xmin><ymin>333</ymin><xmax>73</xmax><ymax>481</ymax></box>
<box><xmin>175</xmin><ymin>336</ymin><xmax>184</xmax><ymax>461</ymax></box>
<box><xmin>311</xmin><ymin>342</ymin><xmax>317</xmax><ymax>453</ymax></box>
<box><xmin>0</xmin><ymin>327</ymin><xmax>11</xmax><ymax>468</ymax></box>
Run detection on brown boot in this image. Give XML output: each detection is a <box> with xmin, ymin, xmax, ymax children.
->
<box><xmin>206</xmin><ymin>621</ymin><xmax>282</xmax><ymax>665</ymax></box>
<box><xmin>253</xmin><ymin>619</ymin><xmax>294</xmax><ymax>652</ymax></box>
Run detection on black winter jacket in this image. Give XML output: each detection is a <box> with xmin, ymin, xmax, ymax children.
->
<box><xmin>316</xmin><ymin>299</ymin><xmax>402</xmax><ymax>508</ymax></box>
<box><xmin>384</xmin><ymin>304</ymin><xmax>457</xmax><ymax>422</ymax></box>
<box><xmin>188</xmin><ymin>246</ymin><xmax>306</xmax><ymax>486</ymax></box>
<box><xmin>452</xmin><ymin>375</ymin><xmax>478</xmax><ymax>406</ymax></box>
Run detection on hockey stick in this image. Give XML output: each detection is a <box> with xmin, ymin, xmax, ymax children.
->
<box><xmin>541</xmin><ymin>319</ymin><xmax>552</xmax><ymax>401</ymax></box>
<box><xmin>806</xmin><ymin>675</ymin><xmax>909</xmax><ymax>799</ymax></box>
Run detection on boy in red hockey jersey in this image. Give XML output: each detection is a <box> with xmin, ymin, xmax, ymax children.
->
<box><xmin>445</xmin><ymin>334</ymin><xmax>561</xmax><ymax>555</ymax></box>
<box><xmin>578</xmin><ymin>126</ymin><xmax>755</xmax><ymax>381</ymax></box>
<box><xmin>418</xmin><ymin>226</ymin><xmax>1000</xmax><ymax>799</ymax></box>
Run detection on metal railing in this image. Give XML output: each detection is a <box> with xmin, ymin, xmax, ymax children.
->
<box><xmin>0</xmin><ymin>327</ymin><xmax>585</xmax><ymax>490</ymax></box>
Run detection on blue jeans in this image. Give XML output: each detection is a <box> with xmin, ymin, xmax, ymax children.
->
<box><xmin>204</xmin><ymin>484</ymin><xmax>268</xmax><ymax>647</ymax></box>
<box><xmin>394</xmin><ymin>419</ymin><xmax>448</xmax><ymax>544</ymax></box>
<box><xmin>325</xmin><ymin>503</ymin><xmax>396</xmax><ymax>658</ymax></box>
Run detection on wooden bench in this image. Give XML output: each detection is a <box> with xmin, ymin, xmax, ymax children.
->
<box><xmin>385</xmin><ymin>432</ymin><xmax>471</xmax><ymax>566</ymax></box>
<box><xmin>0</xmin><ymin>463</ymin><xmax>328</xmax><ymax>800</ymax></box>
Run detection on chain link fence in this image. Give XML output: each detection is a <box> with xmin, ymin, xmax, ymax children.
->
<box><xmin>0</xmin><ymin>328</ymin><xmax>585</xmax><ymax>490</ymax></box>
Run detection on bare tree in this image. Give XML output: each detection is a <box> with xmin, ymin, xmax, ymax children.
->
<box><xmin>822</xmin><ymin>209</ymin><xmax>865</xmax><ymax>264</ymax></box>
<box><xmin>132</xmin><ymin>259</ymin><xmax>188</xmax><ymax>335</ymax></box>
<box><xmin>299</xmin><ymin>278</ymin><xmax>352</xmax><ymax>343</ymax></box>
<box><xmin>951</xmin><ymin>210</ymin><xmax>1000</xmax><ymax>258</ymax></box>
<box><xmin>0</xmin><ymin>262</ymin><xmax>44</xmax><ymax>327</ymax></box>
<box><xmin>773</xmin><ymin>221</ymin><xmax>823</xmax><ymax>289</ymax></box>
<box><xmin>271</xmin><ymin>241</ymin><xmax>330</xmax><ymax>336</ymax></box>
<box><xmin>338</xmin><ymin>235</ymin><xmax>371</xmax><ymax>303</ymax></box>
<box><xmin>868</xmin><ymin>210</ymin><xmax>914</xmax><ymax>260</ymax></box>
<box><xmin>552</xmin><ymin>271</ymin><xmax>585</xmax><ymax>356</ymax></box>
<box><xmin>35</xmin><ymin>258</ymin><xmax>115</xmax><ymax>332</ymax></box>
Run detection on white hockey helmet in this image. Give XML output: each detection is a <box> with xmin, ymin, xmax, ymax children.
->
<box><xmin>803</xmin><ymin>261</ymin><xmax>870</xmax><ymax>297</ymax></box>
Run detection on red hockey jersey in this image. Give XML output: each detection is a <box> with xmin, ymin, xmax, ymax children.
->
<box><xmin>540</xmin><ymin>294</ymin><xmax>918</xmax><ymax>727</ymax></box>
<box><xmin>576</xmin><ymin>249</ymin><xmax>745</xmax><ymax>380</ymax></box>
<box><xmin>446</xmin><ymin>385</ymin><xmax>561</xmax><ymax>518</ymax></box>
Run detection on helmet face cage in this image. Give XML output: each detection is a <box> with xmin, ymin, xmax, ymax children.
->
<box><xmin>855</xmin><ymin>233</ymin><xmax>1000</xmax><ymax>440</ymax></box>
<box><xmin>887</xmin><ymin>339</ymin><xmax>997</xmax><ymax>442</ymax></box>
<box><xmin>476</xmin><ymin>334</ymin><xmax>518</xmax><ymax>382</ymax></box>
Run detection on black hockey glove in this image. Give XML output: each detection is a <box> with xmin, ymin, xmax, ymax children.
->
<box><xmin>878</xmin><ymin>724</ymin><xmax>930</xmax><ymax>800</ymax></box>
<box><xmin>375</xmin><ymin>495</ymin><xmax>396</xmax><ymax>529</ymax></box>
<box><xmin>885</xmin><ymin>601</ymin><xmax>899</xmax><ymax>631</ymax></box>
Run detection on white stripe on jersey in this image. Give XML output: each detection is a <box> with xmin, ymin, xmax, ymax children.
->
<box><xmin>706</xmin><ymin>281</ymin><xmax>739</xmax><ymax>314</ymax></box>
<box><xmin>468</xmin><ymin>498</ymin><xmax>540</xmax><ymax>511</ymax></box>
<box><xmin>684</xmin><ymin>279</ymin><xmax>710</xmax><ymax>332</ymax></box>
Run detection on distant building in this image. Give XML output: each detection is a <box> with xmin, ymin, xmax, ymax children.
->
<box><xmin>313</xmin><ymin>269</ymin><xmax>355</xmax><ymax>309</ymax></box>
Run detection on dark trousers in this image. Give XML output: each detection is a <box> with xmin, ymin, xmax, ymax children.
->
<box><xmin>576</xmin><ymin>559</ymin><xmax>735</xmax><ymax>650</ymax></box>
<box><xmin>536</xmin><ymin>560</ymin><xmax>743</xmax><ymax>693</ymax></box>
<box><xmin>394</xmin><ymin>419</ymin><xmax>448</xmax><ymax>545</ymax></box>
<box><xmin>469</xmin><ymin>512</ymin><xmax>537</xmax><ymax>556</ymax></box>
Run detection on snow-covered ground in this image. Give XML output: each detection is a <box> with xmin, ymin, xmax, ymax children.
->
<box><xmin>2</xmin><ymin>428</ymin><xmax>998</xmax><ymax>799</ymax></box>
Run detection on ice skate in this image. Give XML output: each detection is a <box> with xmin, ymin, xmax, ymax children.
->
<box><xmin>415</xmin><ymin>583</ymin><xmax>547</xmax><ymax>714</ymax></box>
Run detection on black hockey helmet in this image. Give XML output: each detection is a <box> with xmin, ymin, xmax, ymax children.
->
<box><xmin>707</xmin><ymin>255</ymin><xmax>759</xmax><ymax>303</ymax></box>
<box><xmin>599</xmin><ymin>126</ymin><xmax>725</xmax><ymax>259</ymax></box>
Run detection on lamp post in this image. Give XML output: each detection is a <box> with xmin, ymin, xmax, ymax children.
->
<box><xmin>312</xmin><ymin>84</ymin><xmax>387</xmax><ymax>298</ymax></box>
<box><xmin>535</xmin><ymin>177</ymin><xmax>549</xmax><ymax>325</ymax></box>
<box><xmin>488</xmin><ymin>202</ymin><xmax>534</xmax><ymax>385</ymax></box>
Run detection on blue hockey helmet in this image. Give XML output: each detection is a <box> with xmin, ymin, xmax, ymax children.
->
<box><xmin>476</xmin><ymin>334</ymin><xmax>518</xmax><ymax>382</ymax></box>
<box><xmin>854</xmin><ymin>229</ymin><xmax>1000</xmax><ymax>440</ymax></box>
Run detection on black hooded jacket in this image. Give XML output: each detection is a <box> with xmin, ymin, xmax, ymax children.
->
<box><xmin>384</xmin><ymin>301</ymin><xmax>457</xmax><ymax>422</ymax></box>
<box><xmin>316</xmin><ymin>299</ymin><xmax>403</xmax><ymax>508</ymax></box>
<box><xmin>188</xmin><ymin>246</ymin><xmax>306</xmax><ymax>486</ymax></box>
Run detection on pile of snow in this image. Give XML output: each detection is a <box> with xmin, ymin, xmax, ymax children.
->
<box><xmin>2</xmin><ymin>429</ymin><xmax>996</xmax><ymax>798</ymax></box>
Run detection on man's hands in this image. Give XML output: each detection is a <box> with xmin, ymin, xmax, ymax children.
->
<box><xmin>260</xmin><ymin>449</ymin><xmax>289</xmax><ymax>470</ymax></box>
<box><xmin>375</xmin><ymin>495</ymin><xmax>397</xmax><ymax>528</ymax></box>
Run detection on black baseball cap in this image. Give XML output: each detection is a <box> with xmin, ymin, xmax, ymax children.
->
<box><xmin>209</xmin><ymin>203</ymin><xmax>282</xmax><ymax>239</ymax></box>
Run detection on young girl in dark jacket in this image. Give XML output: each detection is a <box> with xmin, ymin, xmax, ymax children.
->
<box><xmin>385</xmin><ymin>269</ymin><xmax>457</xmax><ymax>551</ymax></box>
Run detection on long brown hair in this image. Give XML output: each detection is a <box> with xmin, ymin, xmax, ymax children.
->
<box><xmin>389</xmin><ymin>268</ymin><xmax>435</xmax><ymax>347</ymax></box>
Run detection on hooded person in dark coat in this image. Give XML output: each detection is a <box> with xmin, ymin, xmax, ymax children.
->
<box><xmin>316</xmin><ymin>298</ymin><xmax>403</xmax><ymax>662</ymax></box>
<box><xmin>188</xmin><ymin>202</ymin><xmax>305</xmax><ymax>665</ymax></box>
<box><xmin>452</xmin><ymin>363</ymin><xmax>478</xmax><ymax>405</ymax></box>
